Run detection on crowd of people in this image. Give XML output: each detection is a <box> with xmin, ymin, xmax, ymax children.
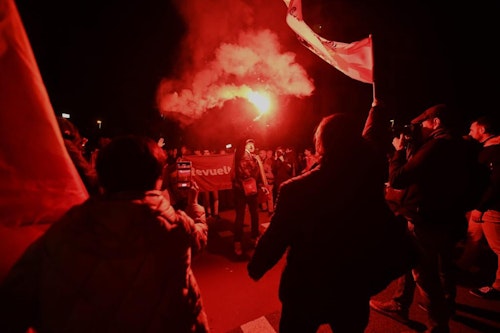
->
<box><xmin>1</xmin><ymin>100</ymin><xmax>499</xmax><ymax>333</ymax></box>
<box><xmin>161</xmin><ymin>140</ymin><xmax>318</xmax><ymax>258</ymax></box>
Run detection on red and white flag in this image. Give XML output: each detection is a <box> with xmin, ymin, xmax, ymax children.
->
<box><xmin>0</xmin><ymin>0</ymin><xmax>88</xmax><ymax>278</ymax></box>
<box><xmin>284</xmin><ymin>0</ymin><xmax>374</xmax><ymax>84</ymax></box>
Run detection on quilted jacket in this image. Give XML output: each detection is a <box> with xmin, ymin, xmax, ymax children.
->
<box><xmin>0</xmin><ymin>190</ymin><xmax>209</xmax><ymax>333</ymax></box>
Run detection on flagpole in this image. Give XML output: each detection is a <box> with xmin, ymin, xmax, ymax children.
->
<box><xmin>369</xmin><ymin>34</ymin><xmax>377</xmax><ymax>103</ymax></box>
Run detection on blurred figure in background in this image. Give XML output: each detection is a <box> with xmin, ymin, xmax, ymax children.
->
<box><xmin>257</xmin><ymin>148</ymin><xmax>273</xmax><ymax>214</ymax></box>
<box><xmin>463</xmin><ymin>115</ymin><xmax>500</xmax><ymax>300</ymax></box>
<box><xmin>56</xmin><ymin>116</ymin><xmax>99</xmax><ymax>195</ymax></box>
<box><xmin>264</xmin><ymin>149</ymin><xmax>275</xmax><ymax>213</ymax></box>
<box><xmin>90</xmin><ymin>136</ymin><xmax>111</xmax><ymax>170</ymax></box>
<box><xmin>201</xmin><ymin>149</ymin><xmax>220</xmax><ymax>219</ymax></box>
<box><xmin>272</xmin><ymin>146</ymin><xmax>293</xmax><ymax>203</ymax></box>
<box><xmin>166</xmin><ymin>147</ymin><xmax>178</xmax><ymax>167</ymax></box>
<box><xmin>300</xmin><ymin>147</ymin><xmax>319</xmax><ymax>174</ymax></box>
<box><xmin>285</xmin><ymin>147</ymin><xmax>299</xmax><ymax>177</ymax></box>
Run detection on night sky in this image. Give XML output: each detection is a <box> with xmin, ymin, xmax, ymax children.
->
<box><xmin>15</xmin><ymin>0</ymin><xmax>498</xmax><ymax>150</ymax></box>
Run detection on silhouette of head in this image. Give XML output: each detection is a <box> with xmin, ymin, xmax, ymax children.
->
<box><xmin>96</xmin><ymin>135</ymin><xmax>167</xmax><ymax>193</ymax></box>
<box><xmin>314</xmin><ymin>113</ymin><xmax>362</xmax><ymax>161</ymax></box>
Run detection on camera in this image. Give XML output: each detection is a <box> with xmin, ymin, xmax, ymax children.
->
<box><xmin>390</xmin><ymin>121</ymin><xmax>422</xmax><ymax>154</ymax></box>
<box><xmin>391</xmin><ymin>122</ymin><xmax>419</xmax><ymax>140</ymax></box>
<box><xmin>176</xmin><ymin>161</ymin><xmax>192</xmax><ymax>189</ymax></box>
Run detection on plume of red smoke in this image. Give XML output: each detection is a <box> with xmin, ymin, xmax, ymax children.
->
<box><xmin>156</xmin><ymin>0</ymin><xmax>314</xmax><ymax>127</ymax></box>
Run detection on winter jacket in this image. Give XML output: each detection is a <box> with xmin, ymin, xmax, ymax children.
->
<box><xmin>248</xmin><ymin>105</ymin><xmax>417</xmax><ymax>304</ymax></box>
<box><xmin>389</xmin><ymin>128</ymin><xmax>475</xmax><ymax>225</ymax></box>
<box><xmin>0</xmin><ymin>190</ymin><xmax>209</xmax><ymax>333</ymax></box>
<box><xmin>233</xmin><ymin>150</ymin><xmax>264</xmax><ymax>191</ymax></box>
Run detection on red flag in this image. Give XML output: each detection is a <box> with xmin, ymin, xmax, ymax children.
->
<box><xmin>184</xmin><ymin>154</ymin><xmax>234</xmax><ymax>192</ymax></box>
<box><xmin>0</xmin><ymin>0</ymin><xmax>88</xmax><ymax>278</ymax></box>
<box><xmin>284</xmin><ymin>0</ymin><xmax>373</xmax><ymax>84</ymax></box>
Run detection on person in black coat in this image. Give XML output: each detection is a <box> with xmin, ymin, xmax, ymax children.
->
<box><xmin>370</xmin><ymin>104</ymin><xmax>478</xmax><ymax>333</ymax></box>
<box><xmin>248</xmin><ymin>102</ymin><xmax>415</xmax><ymax>333</ymax></box>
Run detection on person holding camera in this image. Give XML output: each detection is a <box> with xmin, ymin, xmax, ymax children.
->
<box><xmin>231</xmin><ymin>138</ymin><xmax>269</xmax><ymax>257</ymax></box>
<box><xmin>370</xmin><ymin>104</ymin><xmax>479</xmax><ymax>333</ymax></box>
<box><xmin>0</xmin><ymin>135</ymin><xmax>210</xmax><ymax>333</ymax></box>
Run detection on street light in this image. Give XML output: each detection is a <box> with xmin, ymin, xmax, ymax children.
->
<box><xmin>96</xmin><ymin>120</ymin><xmax>102</xmax><ymax>129</ymax></box>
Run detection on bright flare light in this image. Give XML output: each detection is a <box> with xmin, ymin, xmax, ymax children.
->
<box><xmin>246</xmin><ymin>91</ymin><xmax>271</xmax><ymax>115</ymax></box>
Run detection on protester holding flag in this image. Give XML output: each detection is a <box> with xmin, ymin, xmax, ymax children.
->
<box><xmin>248</xmin><ymin>101</ymin><xmax>417</xmax><ymax>333</ymax></box>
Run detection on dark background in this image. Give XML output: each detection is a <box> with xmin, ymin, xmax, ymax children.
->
<box><xmin>16</xmin><ymin>0</ymin><xmax>498</xmax><ymax>151</ymax></box>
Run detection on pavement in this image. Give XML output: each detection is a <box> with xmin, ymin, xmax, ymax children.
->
<box><xmin>192</xmin><ymin>207</ymin><xmax>500</xmax><ymax>333</ymax></box>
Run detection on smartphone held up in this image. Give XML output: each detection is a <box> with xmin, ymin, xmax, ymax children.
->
<box><xmin>176</xmin><ymin>161</ymin><xmax>192</xmax><ymax>189</ymax></box>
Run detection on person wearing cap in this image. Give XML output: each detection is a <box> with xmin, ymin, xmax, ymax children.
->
<box><xmin>231</xmin><ymin>138</ymin><xmax>269</xmax><ymax>256</ymax></box>
<box><xmin>370</xmin><ymin>104</ymin><xmax>478</xmax><ymax>333</ymax></box>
